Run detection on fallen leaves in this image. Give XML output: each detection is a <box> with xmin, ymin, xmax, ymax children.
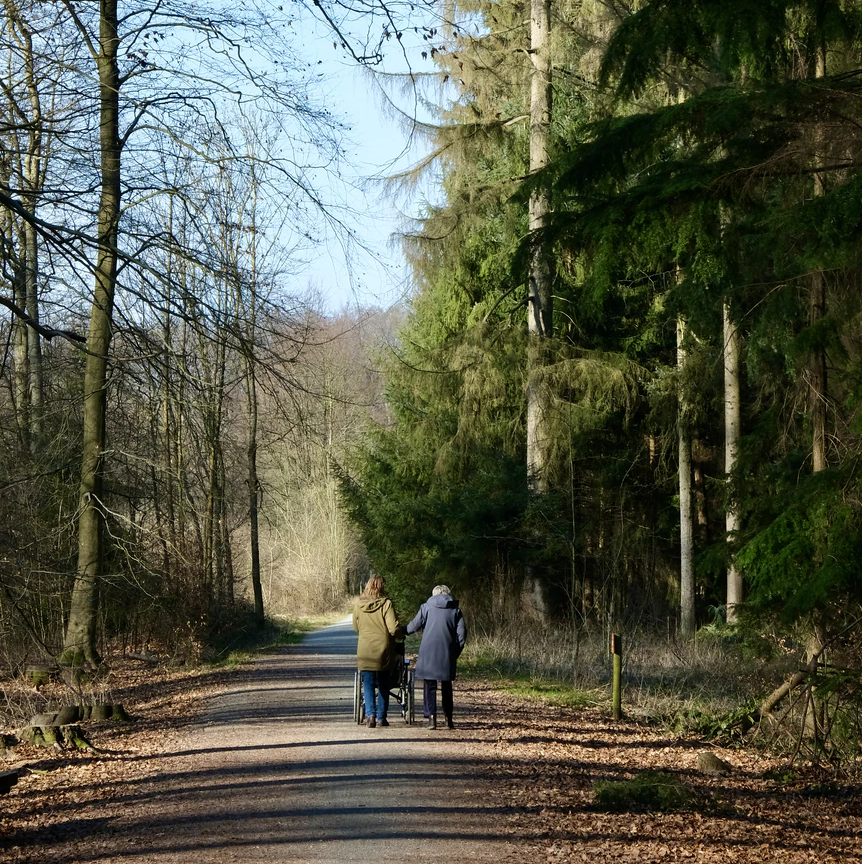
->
<box><xmin>453</xmin><ymin>681</ymin><xmax>862</xmax><ymax>863</ymax></box>
<box><xmin>1</xmin><ymin>663</ymin><xmax>860</xmax><ymax>864</ymax></box>
<box><xmin>0</xmin><ymin>659</ymin><xmax>251</xmax><ymax>863</ymax></box>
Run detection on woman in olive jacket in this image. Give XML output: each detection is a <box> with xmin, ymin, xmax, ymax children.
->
<box><xmin>406</xmin><ymin>584</ymin><xmax>466</xmax><ymax>729</ymax></box>
<box><xmin>352</xmin><ymin>574</ymin><xmax>400</xmax><ymax>728</ymax></box>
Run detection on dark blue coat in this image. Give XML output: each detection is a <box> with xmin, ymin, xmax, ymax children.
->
<box><xmin>406</xmin><ymin>594</ymin><xmax>467</xmax><ymax>681</ymax></box>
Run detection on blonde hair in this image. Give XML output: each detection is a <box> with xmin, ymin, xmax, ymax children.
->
<box><xmin>362</xmin><ymin>574</ymin><xmax>386</xmax><ymax>599</ymax></box>
<box><xmin>432</xmin><ymin>584</ymin><xmax>451</xmax><ymax>596</ymax></box>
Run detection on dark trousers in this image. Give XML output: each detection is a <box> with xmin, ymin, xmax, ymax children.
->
<box><xmin>423</xmin><ymin>679</ymin><xmax>453</xmax><ymax>719</ymax></box>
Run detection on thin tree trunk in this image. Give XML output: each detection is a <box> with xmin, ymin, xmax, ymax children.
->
<box><xmin>222</xmin><ymin>498</ymin><xmax>234</xmax><ymax>606</ymax></box>
<box><xmin>12</xmin><ymin>256</ymin><xmax>29</xmax><ymax>451</ymax></box>
<box><xmin>2</xmin><ymin>15</ymin><xmax>29</xmax><ymax>451</ymax></box>
<box><xmin>724</xmin><ymin>301</ymin><xmax>743</xmax><ymax>623</ymax></box>
<box><xmin>810</xmin><ymin>43</ymin><xmax>827</xmax><ymax>475</ymax></box>
<box><xmin>692</xmin><ymin>458</ymin><xmax>709</xmax><ymax>545</ymax></box>
<box><xmin>806</xmin><ymin>42</ymin><xmax>827</xmax><ymax>667</ymax></box>
<box><xmin>63</xmin><ymin>0</ymin><xmax>121</xmax><ymax>666</ymax></box>
<box><xmin>525</xmin><ymin>0</ymin><xmax>553</xmax><ymax>492</ymax></box>
<box><xmin>23</xmin><ymin>217</ymin><xmax>41</xmax><ymax>445</ymax></box>
<box><xmin>246</xmin><ymin>165</ymin><xmax>263</xmax><ymax>624</ymax></box>
<box><xmin>247</xmin><ymin>363</ymin><xmax>263</xmax><ymax>624</ymax></box>
<box><xmin>20</xmin><ymin>10</ymin><xmax>43</xmax><ymax>447</ymax></box>
<box><xmin>161</xmin><ymin>200</ymin><xmax>177</xmax><ymax>572</ymax></box>
<box><xmin>677</xmin><ymin>317</ymin><xmax>695</xmax><ymax>638</ymax></box>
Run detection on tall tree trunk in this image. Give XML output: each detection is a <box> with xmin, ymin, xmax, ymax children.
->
<box><xmin>2</xmin><ymin>14</ymin><xmax>29</xmax><ymax>452</ymax></box>
<box><xmin>677</xmin><ymin>316</ymin><xmax>695</xmax><ymax>638</ymax></box>
<box><xmin>161</xmin><ymin>201</ymin><xmax>177</xmax><ymax>574</ymax></box>
<box><xmin>806</xmin><ymin>40</ymin><xmax>827</xmax><ymax>670</ymax></box>
<box><xmin>23</xmin><ymin>217</ymin><xmax>41</xmax><ymax>445</ymax></box>
<box><xmin>247</xmin><ymin>362</ymin><xmax>263</xmax><ymax>624</ymax></box>
<box><xmin>63</xmin><ymin>0</ymin><xmax>121</xmax><ymax>666</ymax></box>
<box><xmin>12</xmin><ymin>256</ymin><xmax>29</xmax><ymax>451</ymax></box>
<box><xmin>20</xmin><ymin>11</ymin><xmax>43</xmax><ymax>447</ymax></box>
<box><xmin>245</xmin><ymin>166</ymin><xmax>263</xmax><ymax>624</ymax></box>
<box><xmin>522</xmin><ymin>0</ymin><xmax>553</xmax><ymax>618</ymax></box>
<box><xmin>724</xmin><ymin>301</ymin><xmax>743</xmax><ymax>623</ymax></box>
<box><xmin>525</xmin><ymin>0</ymin><xmax>553</xmax><ymax>492</ymax></box>
<box><xmin>810</xmin><ymin>43</ymin><xmax>827</xmax><ymax>475</ymax></box>
<box><xmin>692</xmin><ymin>457</ymin><xmax>709</xmax><ymax>545</ymax></box>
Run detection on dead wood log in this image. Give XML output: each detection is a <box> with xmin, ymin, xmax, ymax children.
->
<box><xmin>737</xmin><ymin>650</ymin><xmax>826</xmax><ymax>733</ymax></box>
<box><xmin>125</xmin><ymin>652</ymin><xmax>159</xmax><ymax>663</ymax></box>
<box><xmin>755</xmin><ymin>652</ymin><xmax>822</xmax><ymax>722</ymax></box>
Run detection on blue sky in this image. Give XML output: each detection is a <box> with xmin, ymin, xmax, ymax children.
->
<box><xmin>296</xmin><ymin>24</ymin><xmax>440</xmax><ymax>313</ymax></box>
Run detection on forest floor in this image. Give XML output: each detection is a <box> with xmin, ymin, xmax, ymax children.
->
<box><xmin>1</xmin><ymin>624</ymin><xmax>860</xmax><ymax>863</ymax></box>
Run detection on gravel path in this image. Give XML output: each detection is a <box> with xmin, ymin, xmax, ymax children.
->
<box><xmin>97</xmin><ymin>619</ymin><xmax>516</xmax><ymax>863</ymax></box>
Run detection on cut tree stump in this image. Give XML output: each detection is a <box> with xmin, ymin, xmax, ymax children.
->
<box><xmin>0</xmin><ymin>734</ymin><xmax>16</xmax><ymax>761</ymax></box>
<box><xmin>90</xmin><ymin>704</ymin><xmax>111</xmax><ymax>722</ymax></box>
<box><xmin>697</xmin><ymin>751</ymin><xmax>731</xmax><ymax>775</ymax></box>
<box><xmin>54</xmin><ymin>705</ymin><xmax>82</xmax><ymax>725</ymax></box>
<box><xmin>19</xmin><ymin>724</ymin><xmax>95</xmax><ymax>752</ymax></box>
<box><xmin>0</xmin><ymin>769</ymin><xmax>18</xmax><ymax>794</ymax></box>
<box><xmin>27</xmin><ymin>703</ymin><xmax>128</xmax><ymax>728</ymax></box>
<box><xmin>26</xmin><ymin>666</ymin><xmax>51</xmax><ymax>688</ymax></box>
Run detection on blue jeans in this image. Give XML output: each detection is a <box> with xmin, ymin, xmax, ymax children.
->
<box><xmin>361</xmin><ymin>670</ymin><xmax>390</xmax><ymax>720</ymax></box>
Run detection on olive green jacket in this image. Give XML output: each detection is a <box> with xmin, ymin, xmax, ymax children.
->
<box><xmin>353</xmin><ymin>597</ymin><xmax>399</xmax><ymax>671</ymax></box>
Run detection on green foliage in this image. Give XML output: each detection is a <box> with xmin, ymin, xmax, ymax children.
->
<box><xmin>343</xmin><ymin>0</ymin><xmax>862</xmax><ymax>666</ymax></box>
<box><xmin>501</xmin><ymin>678</ymin><xmax>598</xmax><ymax>709</ymax></box>
<box><xmin>593</xmin><ymin>771</ymin><xmax>699</xmax><ymax>812</ymax></box>
<box><xmin>737</xmin><ymin>470</ymin><xmax>862</xmax><ymax>622</ymax></box>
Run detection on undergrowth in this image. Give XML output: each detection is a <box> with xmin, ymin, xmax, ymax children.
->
<box><xmin>459</xmin><ymin>623</ymin><xmax>787</xmax><ymax>733</ymax></box>
<box><xmin>593</xmin><ymin>770</ymin><xmax>702</xmax><ymax>812</ymax></box>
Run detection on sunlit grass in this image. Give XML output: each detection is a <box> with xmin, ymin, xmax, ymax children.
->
<box><xmin>456</xmin><ymin>623</ymin><xmax>786</xmax><ymax>728</ymax></box>
<box><xmin>500</xmin><ymin>678</ymin><xmax>599</xmax><ymax>709</ymax></box>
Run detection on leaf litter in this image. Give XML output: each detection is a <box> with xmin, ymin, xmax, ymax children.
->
<box><xmin>0</xmin><ymin>666</ymin><xmax>860</xmax><ymax>862</ymax></box>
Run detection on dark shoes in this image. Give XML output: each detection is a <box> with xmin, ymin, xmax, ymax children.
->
<box><xmin>424</xmin><ymin>715</ymin><xmax>455</xmax><ymax>729</ymax></box>
<box><xmin>379</xmin><ymin>717</ymin><xmax>389</xmax><ymax>727</ymax></box>
<box><xmin>365</xmin><ymin>716</ymin><xmax>377</xmax><ymax>728</ymax></box>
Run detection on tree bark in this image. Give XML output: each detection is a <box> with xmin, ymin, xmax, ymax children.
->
<box><xmin>692</xmin><ymin>459</ymin><xmax>709</xmax><ymax>545</ymax></box>
<box><xmin>810</xmin><ymin>43</ymin><xmax>827</xmax><ymax>474</ymax></box>
<box><xmin>20</xmin><ymin>9</ymin><xmax>43</xmax><ymax>447</ymax></box>
<box><xmin>525</xmin><ymin>0</ymin><xmax>553</xmax><ymax>492</ymax></box>
<box><xmin>63</xmin><ymin>0</ymin><xmax>121</xmax><ymax>667</ymax></box>
<box><xmin>11</xmin><ymin>253</ymin><xmax>30</xmax><ymax>451</ymax></box>
<box><xmin>677</xmin><ymin>317</ymin><xmax>695</xmax><ymax>638</ymax></box>
<box><xmin>247</xmin><ymin>366</ymin><xmax>263</xmax><ymax>623</ymax></box>
<box><xmin>723</xmin><ymin>301</ymin><xmax>743</xmax><ymax>623</ymax></box>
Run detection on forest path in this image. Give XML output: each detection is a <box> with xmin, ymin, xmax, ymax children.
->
<box><xmin>89</xmin><ymin>618</ymin><xmax>515</xmax><ymax>864</ymax></box>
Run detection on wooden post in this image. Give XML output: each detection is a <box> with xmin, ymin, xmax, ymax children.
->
<box><xmin>611</xmin><ymin>632</ymin><xmax>622</xmax><ymax>721</ymax></box>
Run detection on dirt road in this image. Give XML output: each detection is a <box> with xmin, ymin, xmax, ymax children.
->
<box><xmin>73</xmin><ymin>619</ymin><xmax>514</xmax><ymax>864</ymax></box>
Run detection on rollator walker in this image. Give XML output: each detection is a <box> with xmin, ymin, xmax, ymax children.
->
<box><xmin>353</xmin><ymin>641</ymin><xmax>416</xmax><ymax>725</ymax></box>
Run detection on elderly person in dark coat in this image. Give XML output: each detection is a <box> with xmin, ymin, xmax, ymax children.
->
<box><xmin>406</xmin><ymin>584</ymin><xmax>467</xmax><ymax>729</ymax></box>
